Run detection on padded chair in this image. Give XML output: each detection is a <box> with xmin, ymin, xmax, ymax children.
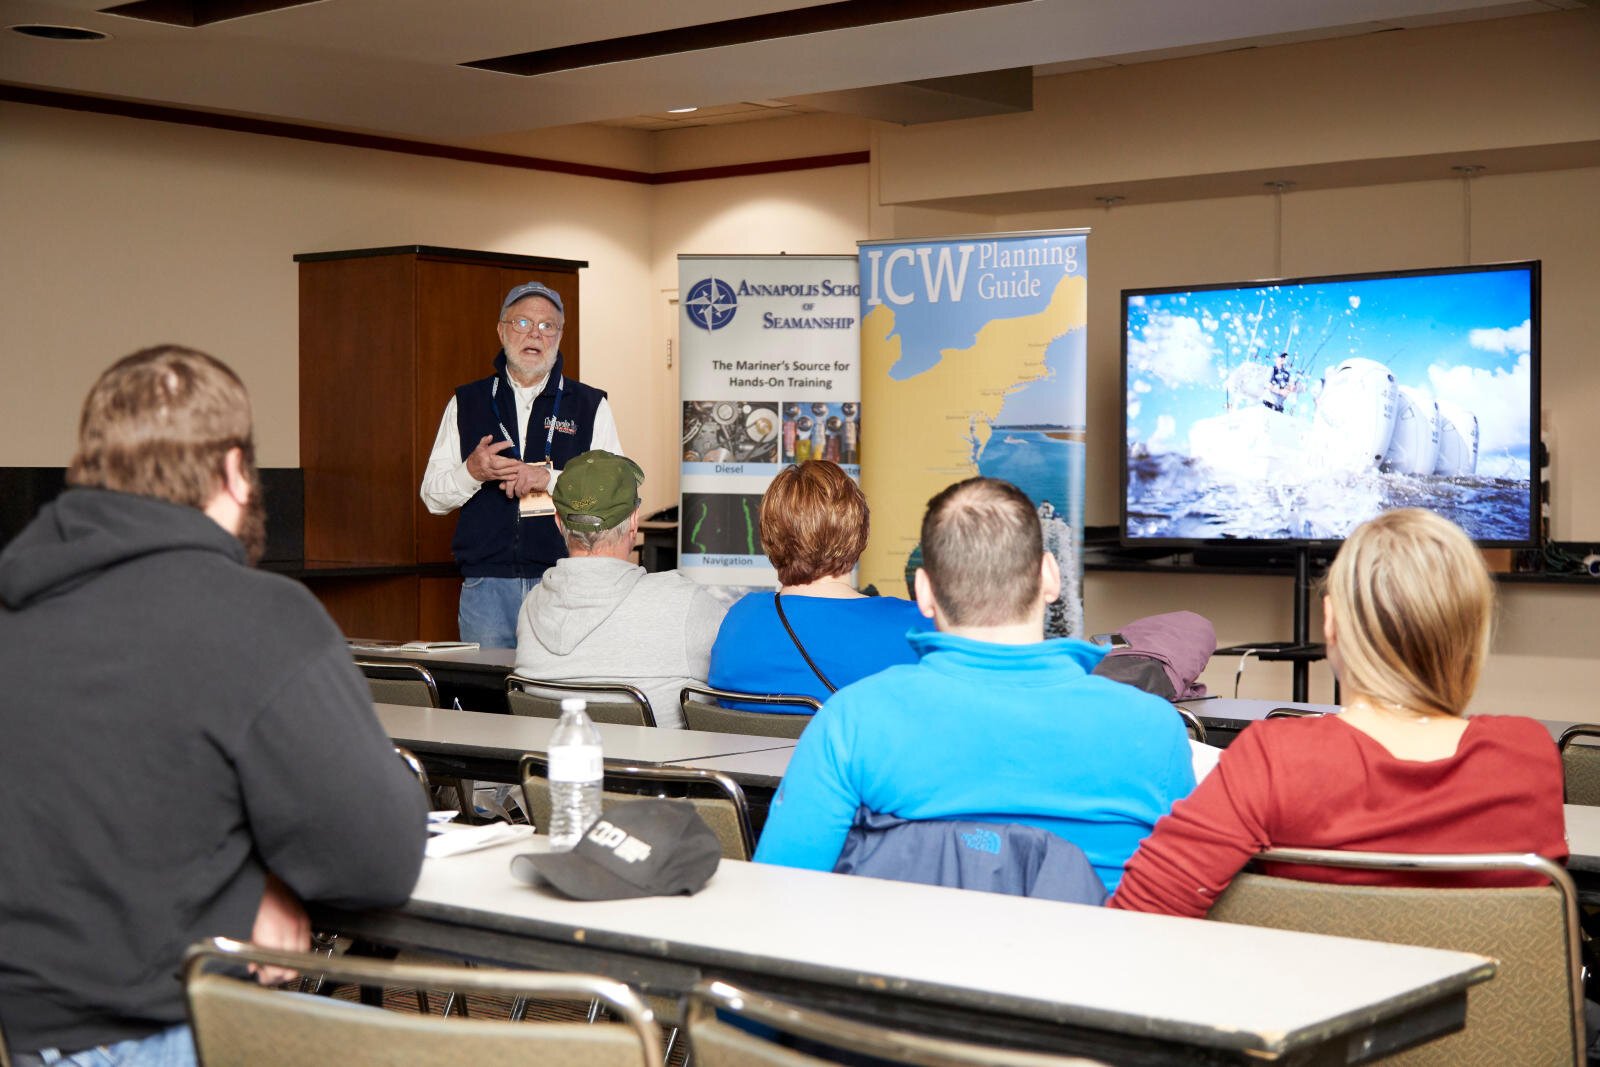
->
<box><xmin>1264</xmin><ymin>707</ymin><xmax>1323</xmax><ymax>720</ymax></box>
<box><xmin>357</xmin><ymin>660</ymin><xmax>440</xmax><ymax>708</ymax></box>
<box><xmin>519</xmin><ymin>754</ymin><xmax>755</xmax><ymax>860</ymax></box>
<box><xmin>1175</xmin><ymin>705</ymin><xmax>1207</xmax><ymax>744</ymax></box>
<box><xmin>185</xmin><ymin>937</ymin><xmax>663</xmax><ymax>1067</ymax></box>
<box><xmin>684</xmin><ymin>979</ymin><xmax>1107</xmax><ymax>1067</ymax></box>
<box><xmin>358</xmin><ymin>662</ymin><xmax>476</xmax><ymax>817</ymax></box>
<box><xmin>1208</xmin><ymin>848</ymin><xmax>1584</xmax><ymax>1067</ymax></box>
<box><xmin>679</xmin><ymin>684</ymin><xmax>821</xmax><ymax>739</ymax></box>
<box><xmin>1558</xmin><ymin>724</ymin><xmax>1600</xmax><ymax>806</ymax></box>
<box><xmin>506</xmin><ymin>675</ymin><xmax>657</xmax><ymax>728</ymax></box>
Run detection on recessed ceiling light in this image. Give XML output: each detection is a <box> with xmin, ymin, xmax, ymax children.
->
<box><xmin>8</xmin><ymin>24</ymin><xmax>109</xmax><ymax>41</ymax></box>
<box><xmin>666</xmin><ymin>107</ymin><xmax>699</xmax><ymax>114</ymax></box>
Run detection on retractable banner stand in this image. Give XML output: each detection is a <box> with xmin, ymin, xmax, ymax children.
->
<box><xmin>678</xmin><ymin>255</ymin><xmax>861</xmax><ymax>587</ymax></box>
<box><xmin>857</xmin><ymin>230</ymin><xmax>1089</xmax><ymax>636</ymax></box>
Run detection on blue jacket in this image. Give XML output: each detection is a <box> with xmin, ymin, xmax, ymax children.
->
<box><xmin>753</xmin><ymin>630</ymin><xmax>1196</xmax><ymax>890</ymax></box>
<box><xmin>833</xmin><ymin>808</ymin><xmax>1108</xmax><ymax>905</ymax></box>
<box><xmin>452</xmin><ymin>351</ymin><xmax>606</xmax><ymax>578</ymax></box>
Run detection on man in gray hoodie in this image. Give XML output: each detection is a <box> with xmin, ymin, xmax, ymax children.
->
<box><xmin>515</xmin><ymin>450</ymin><xmax>727</xmax><ymax>728</ymax></box>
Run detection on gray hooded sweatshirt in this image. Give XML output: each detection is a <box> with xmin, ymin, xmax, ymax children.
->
<box><xmin>514</xmin><ymin>556</ymin><xmax>727</xmax><ymax>728</ymax></box>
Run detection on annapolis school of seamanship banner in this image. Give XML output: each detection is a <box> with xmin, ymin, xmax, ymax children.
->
<box><xmin>678</xmin><ymin>255</ymin><xmax>861</xmax><ymax>587</ymax></box>
<box><xmin>857</xmin><ymin>231</ymin><xmax>1089</xmax><ymax>636</ymax></box>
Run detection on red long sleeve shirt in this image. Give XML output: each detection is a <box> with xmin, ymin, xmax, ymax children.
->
<box><xmin>1110</xmin><ymin>714</ymin><xmax>1567</xmax><ymax>918</ymax></box>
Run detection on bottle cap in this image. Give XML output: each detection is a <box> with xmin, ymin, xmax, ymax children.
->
<box><xmin>561</xmin><ymin>697</ymin><xmax>587</xmax><ymax>713</ymax></box>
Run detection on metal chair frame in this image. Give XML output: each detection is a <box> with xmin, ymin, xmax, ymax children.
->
<box><xmin>518</xmin><ymin>753</ymin><xmax>755</xmax><ymax>859</ymax></box>
<box><xmin>184</xmin><ymin>937</ymin><xmax>663</xmax><ymax>1067</ymax></box>
<box><xmin>1174</xmin><ymin>705</ymin><xmax>1207</xmax><ymax>744</ymax></box>
<box><xmin>506</xmin><ymin>675</ymin><xmax>658</xmax><ymax>728</ymax></box>
<box><xmin>678</xmin><ymin>684</ymin><xmax>820</xmax><ymax>738</ymax></box>
<box><xmin>1237</xmin><ymin>847</ymin><xmax>1585</xmax><ymax>1067</ymax></box>
<box><xmin>1558</xmin><ymin>724</ymin><xmax>1600</xmax><ymax>807</ymax></box>
<box><xmin>683</xmin><ymin>979</ymin><xmax>1107</xmax><ymax>1067</ymax></box>
<box><xmin>356</xmin><ymin>660</ymin><xmax>441</xmax><ymax>707</ymax></box>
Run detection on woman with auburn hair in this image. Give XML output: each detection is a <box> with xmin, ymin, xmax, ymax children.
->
<box><xmin>1110</xmin><ymin>508</ymin><xmax>1565</xmax><ymax>917</ymax></box>
<box><xmin>709</xmin><ymin>460</ymin><xmax>930</xmax><ymax>706</ymax></box>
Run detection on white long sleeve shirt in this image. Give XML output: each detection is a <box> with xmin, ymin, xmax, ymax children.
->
<box><xmin>420</xmin><ymin>370</ymin><xmax>622</xmax><ymax>515</ymax></box>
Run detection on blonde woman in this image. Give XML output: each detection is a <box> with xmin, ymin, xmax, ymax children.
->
<box><xmin>1110</xmin><ymin>508</ymin><xmax>1565</xmax><ymax>917</ymax></box>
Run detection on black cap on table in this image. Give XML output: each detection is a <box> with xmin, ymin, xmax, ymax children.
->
<box><xmin>511</xmin><ymin>799</ymin><xmax>721</xmax><ymax>901</ymax></box>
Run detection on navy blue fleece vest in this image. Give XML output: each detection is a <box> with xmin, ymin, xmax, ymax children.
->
<box><xmin>451</xmin><ymin>352</ymin><xmax>606</xmax><ymax>578</ymax></box>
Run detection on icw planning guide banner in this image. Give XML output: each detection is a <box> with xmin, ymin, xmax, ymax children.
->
<box><xmin>678</xmin><ymin>255</ymin><xmax>861</xmax><ymax>587</ymax></box>
<box><xmin>857</xmin><ymin>230</ymin><xmax>1089</xmax><ymax>636</ymax></box>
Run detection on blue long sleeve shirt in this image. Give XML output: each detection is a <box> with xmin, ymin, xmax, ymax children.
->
<box><xmin>709</xmin><ymin>593</ymin><xmax>931</xmax><ymax>707</ymax></box>
<box><xmin>753</xmin><ymin>630</ymin><xmax>1196</xmax><ymax>890</ymax></box>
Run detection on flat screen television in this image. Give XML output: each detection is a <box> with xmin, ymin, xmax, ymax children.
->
<box><xmin>1121</xmin><ymin>260</ymin><xmax>1540</xmax><ymax>549</ymax></box>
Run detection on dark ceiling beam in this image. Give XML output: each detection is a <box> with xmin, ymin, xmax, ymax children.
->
<box><xmin>464</xmin><ymin>0</ymin><xmax>1032</xmax><ymax>76</ymax></box>
<box><xmin>100</xmin><ymin>0</ymin><xmax>325</xmax><ymax>28</ymax></box>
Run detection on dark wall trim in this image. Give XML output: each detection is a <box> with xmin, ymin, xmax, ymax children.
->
<box><xmin>1</xmin><ymin>84</ymin><xmax>870</xmax><ymax>185</ymax></box>
<box><xmin>292</xmin><ymin>245</ymin><xmax>589</xmax><ymax>270</ymax></box>
<box><xmin>658</xmin><ymin>151</ymin><xmax>871</xmax><ymax>183</ymax></box>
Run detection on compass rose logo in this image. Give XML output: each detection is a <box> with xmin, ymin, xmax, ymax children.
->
<box><xmin>685</xmin><ymin>277</ymin><xmax>737</xmax><ymax>331</ymax></box>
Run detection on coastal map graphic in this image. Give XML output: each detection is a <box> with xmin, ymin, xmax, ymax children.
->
<box><xmin>859</xmin><ymin>234</ymin><xmax>1087</xmax><ymax>634</ymax></box>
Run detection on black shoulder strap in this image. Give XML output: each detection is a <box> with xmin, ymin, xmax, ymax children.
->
<box><xmin>774</xmin><ymin>592</ymin><xmax>838</xmax><ymax>694</ymax></box>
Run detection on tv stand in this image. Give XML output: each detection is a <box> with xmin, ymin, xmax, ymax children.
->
<box><xmin>1214</xmin><ymin>546</ymin><xmax>1327</xmax><ymax>702</ymax></box>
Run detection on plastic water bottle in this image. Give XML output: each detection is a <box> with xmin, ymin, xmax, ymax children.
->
<box><xmin>547</xmin><ymin>698</ymin><xmax>602</xmax><ymax>851</ymax></box>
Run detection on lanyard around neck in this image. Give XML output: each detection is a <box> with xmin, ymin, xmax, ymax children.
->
<box><xmin>492</xmin><ymin>372</ymin><xmax>564</xmax><ymax>462</ymax></box>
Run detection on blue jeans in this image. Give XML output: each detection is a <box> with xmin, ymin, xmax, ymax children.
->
<box><xmin>14</xmin><ymin>1025</ymin><xmax>194</xmax><ymax>1067</ymax></box>
<box><xmin>458</xmin><ymin>576</ymin><xmax>540</xmax><ymax>649</ymax></box>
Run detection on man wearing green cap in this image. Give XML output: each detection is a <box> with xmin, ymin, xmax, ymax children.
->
<box><xmin>514</xmin><ymin>451</ymin><xmax>727</xmax><ymax>728</ymax></box>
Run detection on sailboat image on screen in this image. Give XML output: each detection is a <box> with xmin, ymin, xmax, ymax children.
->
<box><xmin>1121</xmin><ymin>260</ymin><xmax>1536</xmax><ymax>547</ymax></box>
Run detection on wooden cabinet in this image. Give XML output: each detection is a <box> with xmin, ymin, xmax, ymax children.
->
<box><xmin>296</xmin><ymin>245</ymin><xmax>586</xmax><ymax>639</ymax></box>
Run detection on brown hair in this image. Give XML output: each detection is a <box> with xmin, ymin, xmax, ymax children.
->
<box><xmin>67</xmin><ymin>345</ymin><xmax>255</xmax><ymax>508</ymax></box>
<box><xmin>920</xmin><ymin>477</ymin><xmax>1041</xmax><ymax>627</ymax></box>
<box><xmin>759</xmin><ymin>461</ymin><xmax>869</xmax><ymax>585</ymax></box>
<box><xmin>1324</xmin><ymin>508</ymin><xmax>1494</xmax><ymax>717</ymax></box>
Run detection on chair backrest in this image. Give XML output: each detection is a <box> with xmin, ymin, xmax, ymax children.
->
<box><xmin>1264</xmin><ymin>707</ymin><xmax>1322</xmax><ymax>719</ymax></box>
<box><xmin>1174</xmin><ymin>705</ymin><xmax>1207</xmax><ymax>743</ymax></box>
<box><xmin>678</xmin><ymin>684</ymin><xmax>820</xmax><ymax>739</ymax></box>
<box><xmin>1208</xmin><ymin>848</ymin><xmax>1583</xmax><ymax>1067</ymax></box>
<box><xmin>1557</xmin><ymin>724</ymin><xmax>1600</xmax><ymax>806</ymax></box>
<box><xmin>185</xmin><ymin>937</ymin><xmax>662</xmax><ymax>1067</ymax></box>
<box><xmin>684</xmin><ymin>980</ymin><xmax>1107</xmax><ymax>1067</ymax></box>
<box><xmin>356</xmin><ymin>660</ymin><xmax>440</xmax><ymax>708</ymax></box>
<box><xmin>392</xmin><ymin>745</ymin><xmax>432</xmax><ymax>798</ymax></box>
<box><xmin>506</xmin><ymin>675</ymin><xmax>657</xmax><ymax>728</ymax></box>
<box><xmin>520</xmin><ymin>754</ymin><xmax>755</xmax><ymax>859</ymax></box>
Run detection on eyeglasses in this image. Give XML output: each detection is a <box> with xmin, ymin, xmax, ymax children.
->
<box><xmin>501</xmin><ymin>317</ymin><xmax>562</xmax><ymax>335</ymax></box>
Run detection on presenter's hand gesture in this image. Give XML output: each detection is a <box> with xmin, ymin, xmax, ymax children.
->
<box><xmin>466</xmin><ymin>435</ymin><xmax>519</xmax><ymax>483</ymax></box>
<box><xmin>501</xmin><ymin>462</ymin><xmax>551</xmax><ymax>499</ymax></box>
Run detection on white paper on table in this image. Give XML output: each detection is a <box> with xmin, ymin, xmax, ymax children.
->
<box><xmin>425</xmin><ymin>822</ymin><xmax>533</xmax><ymax>859</ymax></box>
<box><xmin>1190</xmin><ymin>739</ymin><xmax>1223</xmax><ymax>783</ymax></box>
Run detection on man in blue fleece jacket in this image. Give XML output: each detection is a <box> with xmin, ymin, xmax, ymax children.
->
<box><xmin>754</xmin><ymin>477</ymin><xmax>1194</xmax><ymax>891</ymax></box>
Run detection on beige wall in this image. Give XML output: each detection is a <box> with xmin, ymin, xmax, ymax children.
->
<box><xmin>646</xmin><ymin>164</ymin><xmax>871</xmax><ymax>511</ymax></box>
<box><xmin>0</xmin><ymin>101</ymin><xmax>656</xmax><ymax>471</ymax></box>
<box><xmin>875</xmin><ymin>11</ymin><xmax>1600</xmax><ymax>208</ymax></box>
<box><xmin>3</xmin><ymin>10</ymin><xmax>1595</xmax><ymax>716</ymax></box>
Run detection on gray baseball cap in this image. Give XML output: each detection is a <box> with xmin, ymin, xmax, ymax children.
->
<box><xmin>502</xmin><ymin>281</ymin><xmax>565</xmax><ymax>315</ymax></box>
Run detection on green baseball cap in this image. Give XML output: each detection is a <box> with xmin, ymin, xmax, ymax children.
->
<box><xmin>552</xmin><ymin>450</ymin><xmax>644</xmax><ymax>531</ymax></box>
